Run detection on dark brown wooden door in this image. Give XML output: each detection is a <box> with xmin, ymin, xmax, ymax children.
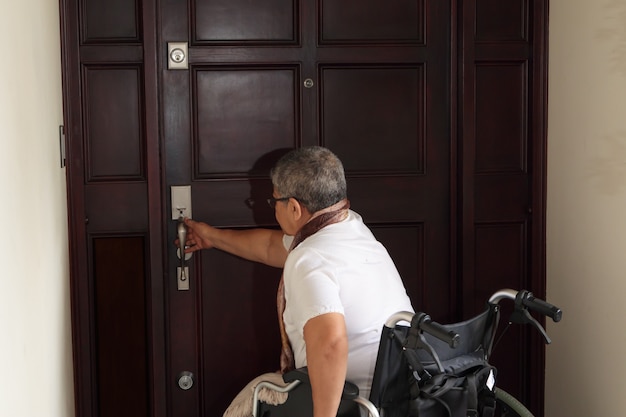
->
<box><xmin>161</xmin><ymin>1</ymin><xmax>452</xmax><ymax>414</ymax></box>
<box><xmin>459</xmin><ymin>2</ymin><xmax>549</xmax><ymax>412</ymax></box>
<box><xmin>60</xmin><ymin>0</ymin><xmax>548</xmax><ymax>416</ymax></box>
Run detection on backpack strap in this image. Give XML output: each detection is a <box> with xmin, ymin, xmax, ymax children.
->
<box><xmin>402</xmin><ymin>347</ymin><xmax>431</xmax><ymax>399</ymax></box>
<box><xmin>403</xmin><ymin>348</ymin><xmax>431</xmax><ymax>381</ymax></box>
<box><xmin>466</xmin><ymin>372</ymin><xmax>479</xmax><ymax>417</ymax></box>
<box><xmin>467</xmin><ymin>366</ymin><xmax>497</xmax><ymax>417</ymax></box>
<box><xmin>420</xmin><ymin>374</ymin><xmax>458</xmax><ymax>397</ymax></box>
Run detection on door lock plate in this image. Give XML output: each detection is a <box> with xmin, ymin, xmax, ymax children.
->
<box><xmin>177</xmin><ymin>267</ymin><xmax>190</xmax><ymax>291</ymax></box>
<box><xmin>168</xmin><ymin>42</ymin><xmax>188</xmax><ymax>70</ymax></box>
<box><xmin>171</xmin><ymin>185</ymin><xmax>192</xmax><ymax>219</ymax></box>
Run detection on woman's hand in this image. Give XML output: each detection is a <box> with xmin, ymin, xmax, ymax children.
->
<box><xmin>175</xmin><ymin>218</ymin><xmax>216</xmax><ymax>253</ymax></box>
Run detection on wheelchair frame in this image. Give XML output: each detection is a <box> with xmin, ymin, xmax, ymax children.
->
<box><xmin>252</xmin><ymin>288</ymin><xmax>561</xmax><ymax>417</ymax></box>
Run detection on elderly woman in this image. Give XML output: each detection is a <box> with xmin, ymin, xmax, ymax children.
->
<box><xmin>182</xmin><ymin>146</ymin><xmax>414</xmax><ymax>417</ymax></box>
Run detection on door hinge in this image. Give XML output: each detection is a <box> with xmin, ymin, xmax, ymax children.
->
<box><xmin>59</xmin><ymin>125</ymin><xmax>66</xmax><ymax>168</ymax></box>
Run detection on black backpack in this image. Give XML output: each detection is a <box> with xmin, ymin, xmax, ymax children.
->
<box><xmin>370</xmin><ymin>305</ymin><xmax>499</xmax><ymax>417</ymax></box>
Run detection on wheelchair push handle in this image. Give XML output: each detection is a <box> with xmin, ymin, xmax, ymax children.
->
<box><xmin>385</xmin><ymin>311</ymin><xmax>461</xmax><ymax>348</ymax></box>
<box><xmin>520</xmin><ymin>292</ymin><xmax>562</xmax><ymax>322</ymax></box>
<box><xmin>489</xmin><ymin>288</ymin><xmax>562</xmax><ymax>322</ymax></box>
<box><xmin>416</xmin><ymin>313</ymin><xmax>461</xmax><ymax>349</ymax></box>
<box><xmin>489</xmin><ymin>288</ymin><xmax>563</xmax><ymax>344</ymax></box>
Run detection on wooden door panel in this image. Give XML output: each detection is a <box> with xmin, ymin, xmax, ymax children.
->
<box><xmin>83</xmin><ymin>66</ymin><xmax>145</xmax><ymax>179</ymax></box>
<box><xmin>320</xmin><ymin>0</ymin><xmax>423</xmax><ymax>43</ymax></box>
<box><xmin>193</xmin><ymin>0</ymin><xmax>296</xmax><ymax>43</ymax></box>
<box><xmin>82</xmin><ymin>0</ymin><xmax>140</xmax><ymax>42</ymax></box>
<box><xmin>193</xmin><ymin>67</ymin><xmax>298</xmax><ymax>178</ymax></box>
<box><xmin>93</xmin><ymin>236</ymin><xmax>149</xmax><ymax>417</ymax></box>
<box><xmin>475</xmin><ymin>63</ymin><xmax>527</xmax><ymax>172</ymax></box>
<box><xmin>475</xmin><ymin>0</ymin><xmax>527</xmax><ymax>41</ymax></box>
<box><xmin>321</xmin><ymin>66</ymin><xmax>424</xmax><ymax>173</ymax></box>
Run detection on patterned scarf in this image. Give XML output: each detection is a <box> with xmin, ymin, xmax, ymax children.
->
<box><xmin>277</xmin><ymin>198</ymin><xmax>350</xmax><ymax>373</ymax></box>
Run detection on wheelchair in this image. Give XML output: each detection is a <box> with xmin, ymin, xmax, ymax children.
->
<box><xmin>253</xmin><ymin>289</ymin><xmax>562</xmax><ymax>417</ymax></box>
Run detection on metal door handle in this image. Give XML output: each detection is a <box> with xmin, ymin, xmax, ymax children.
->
<box><xmin>177</xmin><ymin>216</ymin><xmax>187</xmax><ymax>280</ymax></box>
<box><xmin>172</xmin><ymin>185</ymin><xmax>192</xmax><ymax>290</ymax></box>
<box><xmin>176</xmin><ymin>216</ymin><xmax>192</xmax><ymax>290</ymax></box>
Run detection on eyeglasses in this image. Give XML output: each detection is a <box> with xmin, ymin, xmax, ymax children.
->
<box><xmin>266</xmin><ymin>196</ymin><xmax>291</xmax><ymax>208</ymax></box>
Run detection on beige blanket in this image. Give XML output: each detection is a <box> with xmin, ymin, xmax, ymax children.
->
<box><xmin>223</xmin><ymin>372</ymin><xmax>289</xmax><ymax>417</ymax></box>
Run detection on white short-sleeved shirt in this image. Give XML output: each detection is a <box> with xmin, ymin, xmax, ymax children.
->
<box><xmin>282</xmin><ymin>210</ymin><xmax>414</xmax><ymax>398</ymax></box>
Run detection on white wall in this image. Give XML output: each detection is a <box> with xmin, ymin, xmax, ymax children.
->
<box><xmin>545</xmin><ymin>0</ymin><xmax>626</xmax><ymax>416</ymax></box>
<box><xmin>0</xmin><ymin>2</ymin><xmax>75</xmax><ymax>417</ymax></box>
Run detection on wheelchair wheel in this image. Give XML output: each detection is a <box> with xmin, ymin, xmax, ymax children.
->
<box><xmin>494</xmin><ymin>388</ymin><xmax>534</xmax><ymax>417</ymax></box>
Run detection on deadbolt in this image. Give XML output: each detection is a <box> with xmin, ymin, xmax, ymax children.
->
<box><xmin>170</xmin><ymin>48</ymin><xmax>185</xmax><ymax>63</ymax></box>
<box><xmin>168</xmin><ymin>42</ymin><xmax>189</xmax><ymax>70</ymax></box>
<box><xmin>177</xmin><ymin>371</ymin><xmax>194</xmax><ymax>390</ymax></box>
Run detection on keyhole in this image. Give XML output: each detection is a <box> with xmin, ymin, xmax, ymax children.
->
<box><xmin>170</xmin><ymin>48</ymin><xmax>185</xmax><ymax>63</ymax></box>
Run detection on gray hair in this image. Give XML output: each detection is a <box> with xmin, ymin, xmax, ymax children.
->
<box><xmin>270</xmin><ymin>146</ymin><xmax>347</xmax><ymax>213</ymax></box>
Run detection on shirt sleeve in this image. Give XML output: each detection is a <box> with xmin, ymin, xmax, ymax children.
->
<box><xmin>282</xmin><ymin>234</ymin><xmax>294</xmax><ymax>251</ymax></box>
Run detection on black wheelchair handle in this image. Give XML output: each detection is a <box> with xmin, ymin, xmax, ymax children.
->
<box><xmin>489</xmin><ymin>289</ymin><xmax>563</xmax><ymax>323</ymax></box>
<box><xmin>419</xmin><ymin>315</ymin><xmax>461</xmax><ymax>349</ymax></box>
<box><xmin>523</xmin><ymin>293</ymin><xmax>562</xmax><ymax>323</ymax></box>
<box><xmin>386</xmin><ymin>312</ymin><xmax>461</xmax><ymax>349</ymax></box>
